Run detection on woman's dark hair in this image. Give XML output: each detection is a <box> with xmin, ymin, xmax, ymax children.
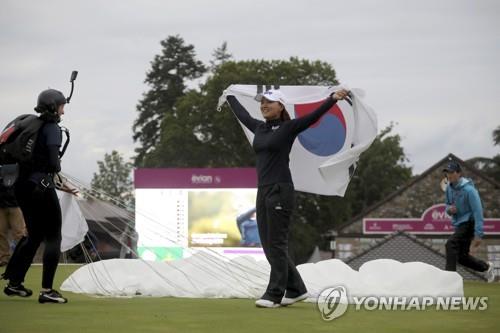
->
<box><xmin>280</xmin><ymin>103</ymin><xmax>291</xmax><ymax>121</ymax></box>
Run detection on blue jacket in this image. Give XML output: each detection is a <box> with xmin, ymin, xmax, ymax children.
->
<box><xmin>445</xmin><ymin>177</ymin><xmax>484</xmax><ymax>238</ymax></box>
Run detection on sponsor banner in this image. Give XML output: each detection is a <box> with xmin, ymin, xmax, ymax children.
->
<box><xmin>135</xmin><ymin>168</ymin><xmax>257</xmax><ymax>189</ymax></box>
<box><xmin>363</xmin><ymin>204</ymin><xmax>500</xmax><ymax>235</ymax></box>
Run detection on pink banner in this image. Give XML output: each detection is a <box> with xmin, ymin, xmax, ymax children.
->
<box><xmin>134</xmin><ymin>168</ymin><xmax>257</xmax><ymax>189</ymax></box>
<box><xmin>363</xmin><ymin>204</ymin><xmax>500</xmax><ymax>235</ymax></box>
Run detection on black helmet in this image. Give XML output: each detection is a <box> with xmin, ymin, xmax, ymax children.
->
<box><xmin>34</xmin><ymin>89</ymin><xmax>66</xmax><ymax>114</ymax></box>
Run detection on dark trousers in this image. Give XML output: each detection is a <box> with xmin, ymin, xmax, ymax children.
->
<box><xmin>3</xmin><ymin>180</ymin><xmax>62</xmax><ymax>289</ymax></box>
<box><xmin>256</xmin><ymin>183</ymin><xmax>307</xmax><ymax>303</ymax></box>
<box><xmin>445</xmin><ymin>221</ymin><xmax>488</xmax><ymax>272</ymax></box>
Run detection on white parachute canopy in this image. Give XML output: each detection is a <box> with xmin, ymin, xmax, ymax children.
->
<box><xmin>61</xmin><ymin>256</ymin><xmax>464</xmax><ymax>303</ymax></box>
<box><xmin>218</xmin><ymin>85</ymin><xmax>378</xmax><ymax>196</ymax></box>
<box><xmin>57</xmin><ymin>191</ymin><xmax>88</xmax><ymax>252</ymax></box>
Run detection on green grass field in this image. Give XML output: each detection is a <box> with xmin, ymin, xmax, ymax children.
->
<box><xmin>0</xmin><ymin>265</ymin><xmax>498</xmax><ymax>333</ymax></box>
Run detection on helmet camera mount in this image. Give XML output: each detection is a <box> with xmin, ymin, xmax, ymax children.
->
<box><xmin>66</xmin><ymin>70</ymin><xmax>78</xmax><ymax>104</ymax></box>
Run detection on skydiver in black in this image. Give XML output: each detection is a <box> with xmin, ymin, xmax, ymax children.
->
<box><xmin>2</xmin><ymin>89</ymin><xmax>74</xmax><ymax>304</ymax></box>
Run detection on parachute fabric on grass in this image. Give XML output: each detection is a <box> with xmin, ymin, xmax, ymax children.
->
<box><xmin>61</xmin><ymin>257</ymin><xmax>463</xmax><ymax>302</ymax></box>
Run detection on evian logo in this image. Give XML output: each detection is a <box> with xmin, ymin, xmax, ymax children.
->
<box><xmin>191</xmin><ymin>174</ymin><xmax>213</xmax><ymax>184</ymax></box>
<box><xmin>431</xmin><ymin>208</ymin><xmax>451</xmax><ymax>221</ymax></box>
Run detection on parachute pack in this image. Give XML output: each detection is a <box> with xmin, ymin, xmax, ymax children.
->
<box><xmin>0</xmin><ymin>114</ymin><xmax>45</xmax><ymax>166</ymax></box>
<box><xmin>0</xmin><ymin>114</ymin><xmax>45</xmax><ymax>187</ymax></box>
<box><xmin>0</xmin><ymin>114</ymin><xmax>71</xmax><ymax>185</ymax></box>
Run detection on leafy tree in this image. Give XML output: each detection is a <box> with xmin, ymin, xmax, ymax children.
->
<box><xmin>133</xmin><ymin>35</ymin><xmax>206</xmax><ymax>166</ymax></box>
<box><xmin>467</xmin><ymin>125</ymin><xmax>500</xmax><ymax>181</ymax></box>
<box><xmin>346</xmin><ymin>124</ymin><xmax>413</xmax><ymax>214</ymax></box>
<box><xmin>144</xmin><ymin>57</ymin><xmax>338</xmax><ymax>167</ymax></box>
<box><xmin>91</xmin><ymin>150</ymin><xmax>134</xmax><ymax>206</ymax></box>
<box><xmin>209</xmin><ymin>41</ymin><xmax>232</xmax><ymax>71</ymax></box>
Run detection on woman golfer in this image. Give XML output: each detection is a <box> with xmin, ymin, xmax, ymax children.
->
<box><xmin>225</xmin><ymin>88</ymin><xmax>349</xmax><ymax>308</ymax></box>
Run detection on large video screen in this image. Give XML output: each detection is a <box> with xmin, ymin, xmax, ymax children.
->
<box><xmin>135</xmin><ymin>168</ymin><xmax>264</xmax><ymax>261</ymax></box>
<box><xmin>188</xmin><ymin>189</ymin><xmax>257</xmax><ymax>247</ymax></box>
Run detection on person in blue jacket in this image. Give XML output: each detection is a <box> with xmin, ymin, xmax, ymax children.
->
<box><xmin>236</xmin><ymin>207</ymin><xmax>261</xmax><ymax>247</ymax></box>
<box><xmin>443</xmin><ymin>159</ymin><xmax>495</xmax><ymax>282</ymax></box>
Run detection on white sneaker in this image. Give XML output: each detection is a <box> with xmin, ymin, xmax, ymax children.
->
<box><xmin>281</xmin><ymin>292</ymin><xmax>308</xmax><ymax>306</ymax></box>
<box><xmin>485</xmin><ymin>262</ymin><xmax>496</xmax><ymax>283</ymax></box>
<box><xmin>255</xmin><ymin>299</ymin><xmax>281</xmax><ymax>308</ymax></box>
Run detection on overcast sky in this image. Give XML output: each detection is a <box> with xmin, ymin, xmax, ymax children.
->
<box><xmin>1</xmin><ymin>0</ymin><xmax>499</xmax><ymax>185</ymax></box>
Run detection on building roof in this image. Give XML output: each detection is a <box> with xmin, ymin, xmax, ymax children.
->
<box><xmin>334</xmin><ymin>153</ymin><xmax>500</xmax><ymax>235</ymax></box>
<box><xmin>77</xmin><ymin>196</ymin><xmax>133</xmax><ymax>223</ymax></box>
<box><xmin>76</xmin><ymin>196</ymin><xmax>134</xmax><ymax>239</ymax></box>
<box><xmin>345</xmin><ymin>231</ymin><xmax>485</xmax><ymax>281</ymax></box>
